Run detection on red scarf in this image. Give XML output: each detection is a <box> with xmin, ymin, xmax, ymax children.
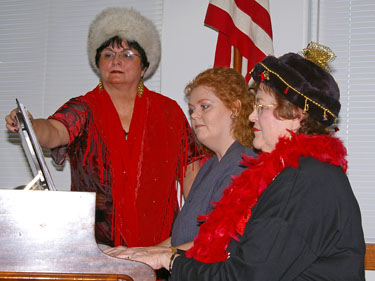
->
<box><xmin>186</xmin><ymin>133</ymin><xmax>347</xmax><ymax>263</ymax></box>
<box><xmin>82</xmin><ymin>86</ymin><xmax>190</xmax><ymax>247</ymax></box>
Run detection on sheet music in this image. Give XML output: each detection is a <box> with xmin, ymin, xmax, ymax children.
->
<box><xmin>15</xmin><ymin>99</ymin><xmax>56</xmax><ymax>191</ymax></box>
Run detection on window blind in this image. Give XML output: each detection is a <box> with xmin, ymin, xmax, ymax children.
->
<box><xmin>318</xmin><ymin>0</ymin><xmax>375</xmax><ymax>241</ymax></box>
<box><xmin>0</xmin><ymin>0</ymin><xmax>163</xmax><ymax>190</ymax></box>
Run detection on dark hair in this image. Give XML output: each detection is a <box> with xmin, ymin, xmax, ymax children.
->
<box><xmin>95</xmin><ymin>36</ymin><xmax>150</xmax><ymax>72</ymax></box>
<box><xmin>257</xmin><ymin>83</ymin><xmax>329</xmax><ymax>135</ymax></box>
<box><xmin>185</xmin><ymin>67</ymin><xmax>254</xmax><ymax>149</ymax></box>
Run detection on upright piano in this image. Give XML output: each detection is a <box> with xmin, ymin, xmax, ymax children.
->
<box><xmin>0</xmin><ymin>189</ymin><xmax>156</xmax><ymax>281</ymax></box>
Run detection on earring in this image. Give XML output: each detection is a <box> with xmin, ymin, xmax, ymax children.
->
<box><xmin>98</xmin><ymin>80</ymin><xmax>103</xmax><ymax>92</ymax></box>
<box><xmin>230</xmin><ymin>113</ymin><xmax>238</xmax><ymax>119</ymax></box>
<box><xmin>137</xmin><ymin>79</ymin><xmax>144</xmax><ymax>98</ymax></box>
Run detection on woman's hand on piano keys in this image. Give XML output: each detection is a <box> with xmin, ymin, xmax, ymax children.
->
<box><xmin>104</xmin><ymin>245</ymin><xmax>176</xmax><ymax>270</ymax></box>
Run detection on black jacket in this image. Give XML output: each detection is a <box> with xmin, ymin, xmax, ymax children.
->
<box><xmin>171</xmin><ymin>157</ymin><xmax>365</xmax><ymax>281</ymax></box>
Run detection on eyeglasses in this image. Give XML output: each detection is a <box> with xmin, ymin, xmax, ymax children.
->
<box><xmin>102</xmin><ymin>49</ymin><xmax>141</xmax><ymax>61</ymax></box>
<box><xmin>254</xmin><ymin>103</ymin><xmax>276</xmax><ymax>114</ymax></box>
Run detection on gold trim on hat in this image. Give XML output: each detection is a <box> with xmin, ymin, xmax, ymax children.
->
<box><xmin>258</xmin><ymin>62</ymin><xmax>338</xmax><ymax>122</ymax></box>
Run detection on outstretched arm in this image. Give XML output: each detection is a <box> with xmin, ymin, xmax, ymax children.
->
<box><xmin>5</xmin><ymin>108</ymin><xmax>69</xmax><ymax>149</ymax></box>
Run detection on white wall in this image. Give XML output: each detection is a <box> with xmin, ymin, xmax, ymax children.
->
<box><xmin>161</xmin><ymin>0</ymin><xmax>310</xmax><ymax>113</ymax></box>
<box><xmin>161</xmin><ymin>0</ymin><xmax>216</xmax><ymax>114</ymax></box>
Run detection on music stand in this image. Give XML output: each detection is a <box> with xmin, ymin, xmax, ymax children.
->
<box><xmin>15</xmin><ymin>99</ymin><xmax>57</xmax><ymax>191</ymax></box>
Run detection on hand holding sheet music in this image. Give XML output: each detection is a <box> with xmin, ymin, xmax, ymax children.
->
<box><xmin>15</xmin><ymin>99</ymin><xmax>56</xmax><ymax>191</ymax></box>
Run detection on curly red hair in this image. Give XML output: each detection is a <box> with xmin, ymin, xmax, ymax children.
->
<box><xmin>185</xmin><ymin>67</ymin><xmax>254</xmax><ymax>152</ymax></box>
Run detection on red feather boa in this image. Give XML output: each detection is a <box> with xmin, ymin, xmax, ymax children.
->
<box><xmin>186</xmin><ymin>133</ymin><xmax>347</xmax><ymax>263</ymax></box>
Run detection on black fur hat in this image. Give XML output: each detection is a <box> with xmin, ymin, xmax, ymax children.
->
<box><xmin>251</xmin><ymin>42</ymin><xmax>340</xmax><ymax>127</ymax></box>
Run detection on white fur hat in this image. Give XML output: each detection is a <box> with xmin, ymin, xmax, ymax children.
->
<box><xmin>88</xmin><ymin>7</ymin><xmax>161</xmax><ymax>80</ymax></box>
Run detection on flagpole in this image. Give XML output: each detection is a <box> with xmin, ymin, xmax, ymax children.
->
<box><xmin>233</xmin><ymin>46</ymin><xmax>242</xmax><ymax>73</ymax></box>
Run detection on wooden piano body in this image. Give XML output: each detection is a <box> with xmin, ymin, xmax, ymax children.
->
<box><xmin>0</xmin><ymin>189</ymin><xmax>156</xmax><ymax>280</ymax></box>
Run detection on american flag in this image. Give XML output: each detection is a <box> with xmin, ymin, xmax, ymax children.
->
<box><xmin>205</xmin><ymin>0</ymin><xmax>274</xmax><ymax>82</ymax></box>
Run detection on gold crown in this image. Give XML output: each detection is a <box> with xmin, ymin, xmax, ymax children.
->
<box><xmin>300</xmin><ymin>42</ymin><xmax>336</xmax><ymax>72</ymax></box>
